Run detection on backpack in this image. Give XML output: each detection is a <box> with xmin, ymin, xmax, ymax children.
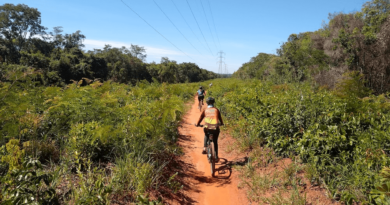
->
<box><xmin>197</xmin><ymin>89</ymin><xmax>204</xmax><ymax>96</ymax></box>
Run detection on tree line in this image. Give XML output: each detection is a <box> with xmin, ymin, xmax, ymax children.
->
<box><xmin>233</xmin><ymin>0</ymin><xmax>390</xmax><ymax>94</ymax></box>
<box><xmin>0</xmin><ymin>3</ymin><xmax>217</xmax><ymax>86</ymax></box>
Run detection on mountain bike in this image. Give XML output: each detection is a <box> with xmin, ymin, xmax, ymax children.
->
<box><xmin>195</xmin><ymin>124</ymin><xmax>220</xmax><ymax>177</ymax></box>
<box><xmin>207</xmin><ymin>132</ymin><xmax>216</xmax><ymax>177</ymax></box>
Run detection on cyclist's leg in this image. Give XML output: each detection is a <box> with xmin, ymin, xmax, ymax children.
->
<box><xmin>202</xmin><ymin>128</ymin><xmax>209</xmax><ymax>154</ymax></box>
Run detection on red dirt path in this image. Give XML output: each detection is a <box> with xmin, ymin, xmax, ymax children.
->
<box><xmin>169</xmin><ymin>96</ymin><xmax>249</xmax><ymax>205</ymax></box>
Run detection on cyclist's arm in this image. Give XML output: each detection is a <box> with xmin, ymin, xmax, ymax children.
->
<box><xmin>196</xmin><ymin>110</ymin><xmax>206</xmax><ymax>126</ymax></box>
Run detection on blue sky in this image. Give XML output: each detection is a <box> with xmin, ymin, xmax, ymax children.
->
<box><xmin>7</xmin><ymin>0</ymin><xmax>368</xmax><ymax>73</ymax></box>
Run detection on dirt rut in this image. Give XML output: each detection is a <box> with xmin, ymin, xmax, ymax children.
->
<box><xmin>171</xmin><ymin>96</ymin><xmax>249</xmax><ymax>205</ymax></box>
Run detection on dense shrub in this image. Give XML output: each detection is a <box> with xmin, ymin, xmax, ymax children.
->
<box><xmin>0</xmin><ymin>73</ymin><xmax>199</xmax><ymax>203</ymax></box>
<box><xmin>208</xmin><ymin>78</ymin><xmax>390</xmax><ymax>203</ymax></box>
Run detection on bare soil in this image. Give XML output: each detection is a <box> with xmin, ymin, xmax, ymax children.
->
<box><xmin>166</xmin><ymin>96</ymin><xmax>249</xmax><ymax>205</ymax></box>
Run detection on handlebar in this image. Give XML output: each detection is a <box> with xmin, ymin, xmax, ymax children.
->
<box><xmin>194</xmin><ymin>124</ymin><xmax>224</xmax><ymax>127</ymax></box>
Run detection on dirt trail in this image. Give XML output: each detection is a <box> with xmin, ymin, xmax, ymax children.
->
<box><xmin>171</xmin><ymin>96</ymin><xmax>249</xmax><ymax>205</ymax></box>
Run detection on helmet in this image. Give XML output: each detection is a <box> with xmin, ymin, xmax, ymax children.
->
<box><xmin>199</xmin><ymin>86</ymin><xmax>203</xmax><ymax>89</ymax></box>
<box><xmin>206</xmin><ymin>97</ymin><xmax>215</xmax><ymax>105</ymax></box>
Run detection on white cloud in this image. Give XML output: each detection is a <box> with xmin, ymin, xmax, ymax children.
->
<box><xmin>83</xmin><ymin>39</ymin><xmax>184</xmax><ymax>59</ymax></box>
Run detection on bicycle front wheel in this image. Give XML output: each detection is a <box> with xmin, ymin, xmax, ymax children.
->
<box><xmin>210</xmin><ymin>142</ymin><xmax>215</xmax><ymax>177</ymax></box>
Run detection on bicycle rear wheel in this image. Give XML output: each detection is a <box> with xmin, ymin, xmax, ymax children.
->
<box><xmin>210</xmin><ymin>141</ymin><xmax>215</xmax><ymax>177</ymax></box>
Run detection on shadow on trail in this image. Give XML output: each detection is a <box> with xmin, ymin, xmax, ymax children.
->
<box><xmin>162</xmin><ymin>157</ymin><xmax>201</xmax><ymax>205</ymax></box>
<box><xmin>177</xmin><ymin>134</ymin><xmax>200</xmax><ymax>150</ymax></box>
<box><xmin>192</xmin><ymin>156</ymin><xmax>250</xmax><ymax>187</ymax></box>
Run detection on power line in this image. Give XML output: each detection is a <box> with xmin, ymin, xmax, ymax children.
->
<box><xmin>120</xmin><ymin>0</ymin><xmax>197</xmax><ymax>62</ymax></box>
<box><xmin>206</xmin><ymin>0</ymin><xmax>221</xmax><ymax>49</ymax></box>
<box><xmin>153</xmin><ymin>0</ymin><xmax>203</xmax><ymax>55</ymax></box>
<box><xmin>186</xmin><ymin>0</ymin><xmax>214</xmax><ymax>56</ymax></box>
<box><xmin>199</xmin><ymin>0</ymin><xmax>218</xmax><ymax>50</ymax></box>
<box><xmin>170</xmin><ymin>0</ymin><xmax>209</xmax><ymax>53</ymax></box>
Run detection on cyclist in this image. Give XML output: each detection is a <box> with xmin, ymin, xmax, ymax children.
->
<box><xmin>197</xmin><ymin>86</ymin><xmax>206</xmax><ymax>106</ymax></box>
<box><xmin>195</xmin><ymin>97</ymin><xmax>224</xmax><ymax>162</ymax></box>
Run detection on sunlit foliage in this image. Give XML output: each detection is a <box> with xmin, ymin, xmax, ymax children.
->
<box><xmin>208</xmin><ymin>78</ymin><xmax>390</xmax><ymax>203</ymax></box>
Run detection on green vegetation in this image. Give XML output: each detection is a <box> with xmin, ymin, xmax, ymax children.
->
<box><xmin>2</xmin><ymin>0</ymin><xmax>390</xmax><ymax>204</ymax></box>
<box><xmin>207</xmin><ymin>78</ymin><xmax>390</xmax><ymax>204</ymax></box>
<box><xmin>229</xmin><ymin>2</ymin><xmax>390</xmax><ymax>201</ymax></box>
<box><xmin>0</xmin><ymin>2</ymin><xmax>217</xmax><ymax>204</ymax></box>
<box><xmin>0</xmin><ymin>66</ymin><xmax>203</xmax><ymax>203</ymax></box>
<box><xmin>233</xmin><ymin>0</ymin><xmax>390</xmax><ymax>94</ymax></box>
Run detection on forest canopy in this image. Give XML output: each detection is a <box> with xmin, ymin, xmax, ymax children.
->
<box><xmin>0</xmin><ymin>3</ymin><xmax>217</xmax><ymax>86</ymax></box>
<box><xmin>233</xmin><ymin>0</ymin><xmax>390</xmax><ymax>94</ymax></box>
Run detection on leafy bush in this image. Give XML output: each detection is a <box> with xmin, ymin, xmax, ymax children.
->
<box><xmin>69</xmin><ymin>164</ymin><xmax>112</xmax><ymax>205</ymax></box>
<box><xmin>207</xmin><ymin>78</ymin><xmax>390</xmax><ymax>203</ymax></box>
<box><xmin>0</xmin><ymin>139</ymin><xmax>25</xmax><ymax>172</ymax></box>
<box><xmin>67</xmin><ymin>121</ymin><xmax>114</xmax><ymax>163</ymax></box>
<box><xmin>370</xmin><ymin>167</ymin><xmax>390</xmax><ymax>204</ymax></box>
<box><xmin>1</xmin><ymin>158</ymin><xmax>59</xmax><ymax>205</ymax></box>
<box><xmin>0</xmin><ymin>77</ymin><xmax>197</xmax><ymax>203</ymax></box>
<box><xmin>335</xmin><ymin>71</ymin><xmax>372</xmax><ymax>99</ymax></box>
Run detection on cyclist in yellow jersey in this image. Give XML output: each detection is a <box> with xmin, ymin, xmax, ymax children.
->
<box><xmin>196</xmin><ymin>97</ymin><xmax>224</xmax><ymax>162</ymax></box>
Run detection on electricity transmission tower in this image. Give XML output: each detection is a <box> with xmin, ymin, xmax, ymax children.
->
<box><xmin>224</xmin><ymin>64</ymin><xmax>228</xmax><ymax>77</ymax></box>
<box><xmin>217</xmin><ymin>51</ymin><xmax>225</xmax><ymax>77</ymax></box>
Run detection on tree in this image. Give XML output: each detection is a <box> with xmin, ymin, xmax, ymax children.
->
<box><xmin>62</xmin><ymin>30</ymin><xmax>85</xmax><ymax>50</ymax></box>
<box><xmin>95</xmin><ymin>44</ymin><xmax>151</xmax><ymax>84</ymax></box>
<box><xmin>130</xmin><ymin>44</ymin><xmax>147</xmax><ymax>61</ymax></box>
<box><xmin>0</xmin><ymin>3</ymin><xmax>46</xmax><ymax>63</ymax></box>
<box><xmin>358</xmin><ymin>0</ymin><xmax>390</xmax><ymax>43</ymax></box>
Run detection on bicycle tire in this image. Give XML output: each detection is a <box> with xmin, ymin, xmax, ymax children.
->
<box><xmin>210</xmin><ymin>141</ymin><xmax>215</xmax><ymax>177</ymax></box>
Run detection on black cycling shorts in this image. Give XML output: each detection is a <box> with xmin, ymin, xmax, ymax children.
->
<box><xmin>198</xmin><ymin>95</ymin><xmax>204</xmax><ymax>101</ymax></box>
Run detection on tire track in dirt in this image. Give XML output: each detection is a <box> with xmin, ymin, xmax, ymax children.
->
<box><xmin>170</xmin><ymin>96</ymin><xmax>249</xmax><ymax>205</ymax></box>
